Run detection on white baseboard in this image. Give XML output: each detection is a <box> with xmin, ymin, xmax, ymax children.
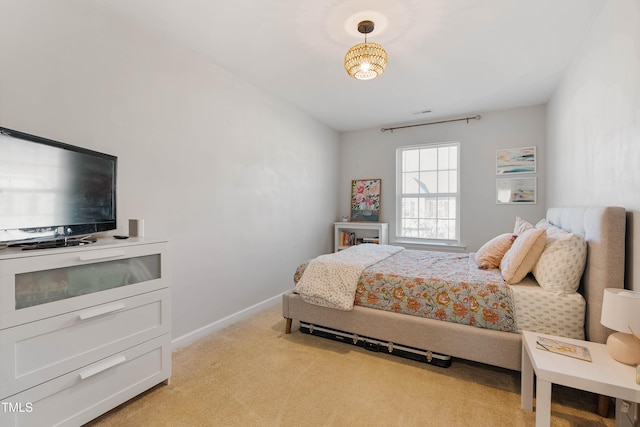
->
<box><xmin>171</xmin><ymin>292</ymin><xmax>283</xmax><ymax>350</ymax></box>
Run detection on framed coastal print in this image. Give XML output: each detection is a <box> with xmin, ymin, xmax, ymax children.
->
<box><xmin>351</xmin><ymin>179</ymin><xmax>381</xmax><ymax>222</ymax></box>
<box><xmin>496</xmin><ymin>177</ymin><xmax>536</xmax><ymax>204</ymax></box>
<box><xmin>496</xmin><ymin>146</ymin><xmax>536</xmax><ymax>175</ymax></box>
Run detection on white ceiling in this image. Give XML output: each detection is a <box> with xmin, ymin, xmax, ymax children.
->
<box><xmin>101</xmin><ymin>0</ymin><xmax>606</xmax><ymax>132</ymax></box>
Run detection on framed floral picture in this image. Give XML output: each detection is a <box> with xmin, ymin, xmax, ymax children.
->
<box><xmin>351</xmin><ymin>179</ymin><xmax>381</xmax><ymax>222</ymax></box>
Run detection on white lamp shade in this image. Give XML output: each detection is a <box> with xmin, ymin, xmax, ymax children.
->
<box><xmin>601</xmin><ymin>288</ymin><xmax>640</xmax><ymax>335</ymax></box>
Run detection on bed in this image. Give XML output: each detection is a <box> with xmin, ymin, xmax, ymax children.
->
<box><xmin>282</xmin><ymin>206</ymin><xmax>626</xmax><ymax>372</ymax></box>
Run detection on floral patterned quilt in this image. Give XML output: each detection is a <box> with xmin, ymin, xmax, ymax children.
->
<box><xmin>294</xmin><ymin>248</ymin><xmax>516</xmax><ymax>332</ymax></box>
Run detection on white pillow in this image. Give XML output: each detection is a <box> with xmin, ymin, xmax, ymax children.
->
<box><xmin>532</xmin><ymin>227</ymin><xmax>587</xmax><ymax>294</ymax></box>
<box><xmin>535</xmin><ymin>219</ymin><xmax>553</xmax><ymax>229</ymax></box>
<box><xmin>514</xmin><ymin>216</ymin><xmax>534</xmax><ymax>236</ymax></box>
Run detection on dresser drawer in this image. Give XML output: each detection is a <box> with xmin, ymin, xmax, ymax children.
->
<box><xmin>0</xmin><ymin>241</ymin><xmax>169</xmax><ymax>328</ymax></box>
<box><xmin>0</xmin><ymin>289</ymin><xmax>170</xmax><ymax>399</ymax></box>
<box><xmin>0</xmin><ymin>335</ymin><xmax>170</xmax><ymax>427</ymax></box>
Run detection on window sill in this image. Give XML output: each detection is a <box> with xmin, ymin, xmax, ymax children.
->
<box><xmin>392</xmin><ymin>239</ymin><xmax>467</xmax><ymax>252</ymax></box>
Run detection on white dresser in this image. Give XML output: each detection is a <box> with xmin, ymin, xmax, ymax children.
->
<box><xmin>0</xmin><ymin>237</ymin><xmax>171</xmax><ymax>427</ymax></box>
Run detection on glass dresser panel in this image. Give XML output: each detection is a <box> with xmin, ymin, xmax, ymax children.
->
<box><xmin>15</xmin><ymin>254</ymin><xmax>161</xmax><ymax>309</ymax></box>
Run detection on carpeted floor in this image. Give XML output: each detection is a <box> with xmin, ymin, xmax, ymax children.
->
<box><xmin>86</xmin><ymin>302</ymin><xmax>615</xmax><ymax>426</ymax></box>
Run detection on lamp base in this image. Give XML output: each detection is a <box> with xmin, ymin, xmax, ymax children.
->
<box><xmin>606</xmin><ymin>332</ymin><xmax>640</xmax><ymax>365</ymax></box>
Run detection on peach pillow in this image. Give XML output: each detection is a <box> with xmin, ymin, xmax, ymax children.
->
<box><xmin>500</xmin><ymin>228</ymin><xmax>547</xmax><ymax>284</ymax></box>
<box><xmin>475</xmin><ymin>233</ymin><xmax>517</xmax><ymax>269</ymax></box>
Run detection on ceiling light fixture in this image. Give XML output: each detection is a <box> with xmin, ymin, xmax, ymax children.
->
<box><xmin>344</xmin><ymin>20</ymin><xmax>387</xmax><ymax>80</ymax></box>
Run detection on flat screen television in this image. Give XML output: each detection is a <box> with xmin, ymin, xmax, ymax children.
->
<box><xmin>0</xmin><ymin>127</ymin><xmax>117</xmax><ymax>248</ymax></box>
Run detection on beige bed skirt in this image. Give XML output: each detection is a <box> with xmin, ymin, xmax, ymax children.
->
<box><xmin>283</xmin><ymin>291</ymin><xmax>523</xmax><ymax>370</ymax></box>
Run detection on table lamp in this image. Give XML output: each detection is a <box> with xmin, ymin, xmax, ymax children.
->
<box><xmin>601</xmin><ymin>288</ymin><xmax>640</xmax><ymax>365</ymax></box>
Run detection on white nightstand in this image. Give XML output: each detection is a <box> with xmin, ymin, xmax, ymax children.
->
<box><xmin>521</xmin><ymin>330</ymin><xmax>640</xmax><ymax>426</ymax></box>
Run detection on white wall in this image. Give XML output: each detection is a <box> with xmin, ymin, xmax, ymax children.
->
<box><xmin>0</xmin><ymin>2</ymin><xmax>339</xmax><ymax>341</ymax></box>
<box><xmin>547</xmin><ymin>0</ymin><xmax>640</xmax><ymax>290</ymax></box>
<box><xmin>339</xmin><ymin>105</ymin><xmax>547</xmax><ymax>252</ymax></box>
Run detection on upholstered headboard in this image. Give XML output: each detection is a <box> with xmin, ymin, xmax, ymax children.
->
<box><xmin>546</xmin><ymin>206</ymin><xmax>626</xmax><ymax>344</ymax></box>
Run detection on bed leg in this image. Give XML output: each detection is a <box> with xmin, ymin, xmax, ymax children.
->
<box><xmin>285</xmin><ymin>318</ymin><xmax>292</xmax><ymax>334</ymax></box>
<box><xmin>597</xmin><ymin>395</ymin><xmax>609</xmax><ymax>417</ymax></box>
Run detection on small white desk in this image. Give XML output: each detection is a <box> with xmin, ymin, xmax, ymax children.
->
<box><xmin>521</xmin><ymin>330</ymin><xmax>640</xmax><ymax>426</ymax></box>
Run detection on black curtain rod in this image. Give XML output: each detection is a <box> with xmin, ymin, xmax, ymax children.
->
<box><xmin>380</xmin><ymin>115</ymin><xmax>481</xmax><ymax>133</ymax></box>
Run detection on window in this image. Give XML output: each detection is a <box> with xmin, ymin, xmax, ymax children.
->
<box><xmin>396</xmin><ymin>142</ymin><xmax>459</xmax><ymax>243</ymax></box>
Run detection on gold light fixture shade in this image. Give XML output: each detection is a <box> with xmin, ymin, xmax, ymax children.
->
<box><xmin>344</xmin><ymin>42</ymin><xmax>387</xmax><ymax>80</ymax></box>
<box><xmin>344</xmin><ymin>20</ymin><xmax>387</xmax><ymax>80</ymax></box>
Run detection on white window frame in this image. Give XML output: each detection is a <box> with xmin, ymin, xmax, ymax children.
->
<box><xmin>395</xmin><ymin>142</ymin><xmax>460</xmax><ymax>245</ymax></box>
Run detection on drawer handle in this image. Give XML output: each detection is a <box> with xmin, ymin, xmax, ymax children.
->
<box><xmin>77</xmin><ymin>251</ymin><xmax>126</xmax><ymax>262</ymax></box>
<box><xmin>79</xmin><ymin>355</ymin><xmax>127</xmax><ymax>380</ymax></box>
<box><xmin>78</xmin><ymin>303</ymin><xmax>126</xmax><ymax>320</ymax></box>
